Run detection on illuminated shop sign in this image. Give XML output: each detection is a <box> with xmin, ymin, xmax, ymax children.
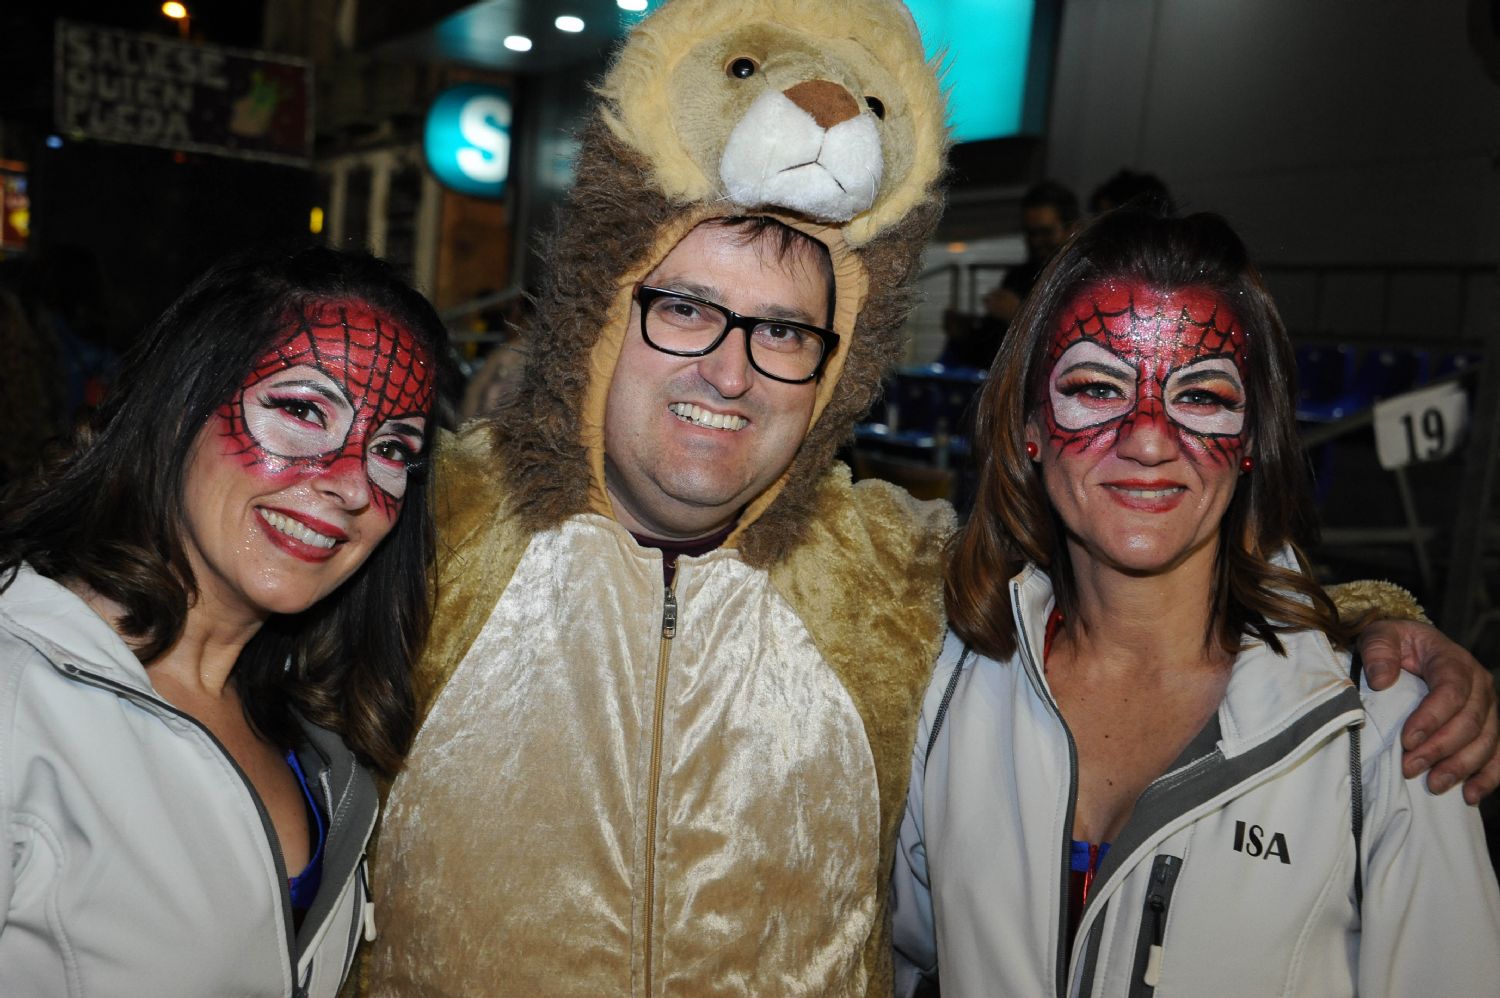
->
<box><xmin>424</xmin><ymin>84</ymin><xmax>512</xmax><ymax>199</ymax></box>
<box><xmin>54</xmin><ymin>21</ymin><xmax>311</xmax><ymax>165</ymax></box>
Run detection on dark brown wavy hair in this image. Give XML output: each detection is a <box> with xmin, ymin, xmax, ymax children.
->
<box><xmin>0</xmin><ymin>245</ymin><xmax>452</xmax><ymax>775</ymax></box>
<box><xmin>946</xmin><ymin>208</ymin><xmax>1353</xmax><ymax>661</ymax></box>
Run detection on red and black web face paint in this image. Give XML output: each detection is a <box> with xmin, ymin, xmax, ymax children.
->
<box><xmin>1040</xmin><ymin>281</ymin><xmax>1248</xmax><ymax>468</ymax></box>
<box><xmin>213</xmin><ymin>300</ymin><xmax>435</xmax><ymax>520</ymax></box>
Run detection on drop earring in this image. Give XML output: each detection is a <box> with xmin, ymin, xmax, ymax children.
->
<box><xmin>1240</xmin><ymin>456</ymin><xmax>1255</xmax><ymax>473</ymax></box>
<box><xmin>1026</xmin><ymin>441</ymin><xmax>1040</xmax><ymax>460</ymax></box>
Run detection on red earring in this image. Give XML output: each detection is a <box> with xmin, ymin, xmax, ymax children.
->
<box><xmin>1026</xmin><ymin>441</ymin><xmax>1040</xmax><ymax>459</ymax></box>
<box><xmin>1240</xmin><ymin>456</ymin><xmax>1255</xmax><ymax>473</ymax></box>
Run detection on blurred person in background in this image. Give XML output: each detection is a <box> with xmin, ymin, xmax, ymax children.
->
<box><xmin>0</xmin><ymin>246</ymin><xmax>448</xmax><ymax>997</ymax></box>
<box><xmin>944</xmin><ymin>181</ymin><xmax>1082</xmax><ymax>370</ymax></box>
<box><xmin>1090</xmin><ymin>167</ymin><xmax>1177</xmax><ymax>216</ymax></box>
<box><xmin>0</xmin><ymin>262</ymin><xmax>64</xmax><ymax>487</ymax></box>
<box><xmin>983</xmin><ymin>179</ymin><xmax>1082</xmax><ymax>326</ymax></box>
<box><xmin>19</xmin><ymin>244</ymin><xmax>122</xmax><ymax>420</ymax></box>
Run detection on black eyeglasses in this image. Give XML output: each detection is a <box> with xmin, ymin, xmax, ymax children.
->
<box><xmin>634</xmin><ymin>285</ymin><xmax>839</xmax><ymax>385</ymax></box>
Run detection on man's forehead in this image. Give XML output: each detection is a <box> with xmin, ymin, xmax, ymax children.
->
<box><xmin>646</xmin><ymin>223</ymin><xmax>831</xmax><ymax>318</ymax></box>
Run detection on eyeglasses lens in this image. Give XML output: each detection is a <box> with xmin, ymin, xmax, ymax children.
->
<box><xmin>645</xmin><ymin>294</ymin><xmax>825</xmax><ymax>382</ymax></box>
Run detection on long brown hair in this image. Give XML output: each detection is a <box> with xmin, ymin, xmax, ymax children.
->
<box><xmin>946</xmin><ymin>209</ymin><xmax>1352</xmax><ymax>661</ymax></box>
<box><xmin>0</xmin><ymin>246</ymin><xmax>452</xmax><ymax>775</ymax></box>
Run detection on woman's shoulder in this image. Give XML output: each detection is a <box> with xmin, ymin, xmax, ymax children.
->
<box><xmin>1356</xmin><ymin>669</ymin><xmax>1426</xmax><ymax>757</ymax></box>
<box><xmin>924</xmin><ymin>630</ymin><xmax>1021</xmax><ymax>706</ymax></box>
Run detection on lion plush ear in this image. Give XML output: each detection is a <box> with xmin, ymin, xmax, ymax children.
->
<box><xmin>598</xmin><ymin>0</ymin><xmax>948</xmax><ymax>246</ymax></box>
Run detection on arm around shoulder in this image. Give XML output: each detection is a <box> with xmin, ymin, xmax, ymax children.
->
<box><xmin>1355</xmin><ymin>675</ymin><xmax>1500</xmax><ymax>993</ymax></box>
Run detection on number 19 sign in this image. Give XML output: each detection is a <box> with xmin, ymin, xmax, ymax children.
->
<box><xmin>424</xmin><ymin>84</ymin><xmax>511</xmax><ymax>199</ymax></box>
<box><xmin>1373</xmin><ymin>381</ymin><xmax>1469</xmax><ymax>471</ymax></box>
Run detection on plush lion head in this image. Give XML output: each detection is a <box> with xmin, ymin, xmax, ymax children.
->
<box><xmin>598</xmin><ymin>0</ymin><xmax>946</xmax><ymax>246</ymax></box>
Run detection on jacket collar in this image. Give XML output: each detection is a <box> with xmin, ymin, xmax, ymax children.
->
<box><xmin>1007</xmin><ymin>557</ymin><xmax>1355</xmax><ymax>761</ymax></box>
<box><xmin>0</xmin><ymin>563</ymin><xmax>155</xmax><ymax>695</ymax></box>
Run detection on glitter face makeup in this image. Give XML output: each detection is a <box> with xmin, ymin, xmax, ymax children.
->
<box><xmin>1028</xmin><ymin>281</ymin><xmax>1250</xmax><ymax>574</ymax></box>
<box><xmin>215</xmin><ymin>301</ymin><xmax>435</xmax><ymax>521</ymax></box>
<box><xmin>179</xmin><ymin>300</ymin><xmax>434</xmax><ymax>620</ymax></box>
<box><xmin>1042</xmin><ymin>281</ymin><xmax>1247</xmax><ymax>469</ymax></box>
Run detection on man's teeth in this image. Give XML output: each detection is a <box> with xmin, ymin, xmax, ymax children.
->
<box><xmin>261</xmin><ymin>509</ymin><xmax>337</xmax><ymax>548</ymax></box>
<box><xmin>670</xmin><ymin>403</ymin><xmax>747</xmax><ymax>431</ymax></box>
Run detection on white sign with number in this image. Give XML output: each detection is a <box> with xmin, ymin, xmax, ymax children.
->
<box><xmin>1373</xmin><ymin>382</ymin><xmax>1468</xmax><ymax>470</ymax></box>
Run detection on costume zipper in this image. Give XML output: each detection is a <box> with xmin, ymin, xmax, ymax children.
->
<box><xmin>1127</xmin><ymin>854</ymin><xmax>1182</xmax><ymax>997</ymax></box>
<box><xmin>643</xmin><ymin>581</ymin><xmax>677</xmax><ymax>995</ymax></box>
<box><xmin>1009</xmin><ymin>584</ymin><xmax>1079</xmax><ymax>998</ymax></box>
<box><xmin>57</xmin><ymin>662</ymin><xmax>300</xmax><ymax>991</ymax></box>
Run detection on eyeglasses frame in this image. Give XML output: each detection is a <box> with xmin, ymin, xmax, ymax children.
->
<box><xmin>633</xmin><ymin>284</ymin><xmax>840</xmax><ymax>385</ymax></box>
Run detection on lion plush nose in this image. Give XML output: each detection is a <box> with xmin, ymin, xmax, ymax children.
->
<box><xmin>783</xmin><ymin>80</ymin><xmax>861</xmax><ymax>128</ymax></box>
<box><xmin>718</xmin><ymin>76</ymin><xmax>883</xmax><ymax>222</ymax></box>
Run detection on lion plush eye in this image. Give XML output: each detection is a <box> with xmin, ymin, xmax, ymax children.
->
<box><xmin>727</xmin><ymin>57</ymin><xmax>759</xmax><ymax>79</ymax></box>
<box><xmin>865</xmin><ymin>96</ymin><xmax>886</xmax><ymax>119</ymax></box>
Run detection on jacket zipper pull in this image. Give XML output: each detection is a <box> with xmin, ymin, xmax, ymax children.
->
<box><xmin>359</xmin><ymin>858</ymin><xmax>378</xmax><ymax>942</ymax></box>
<box><xmin>1142</xmin><ymin>860</ymin><xmax>1172</xmax><ymax>987</ymax></box>
<box><xmin>661</xmin><ymin>585</ymin><xmax>677</xmax><ymax>640</ymax></box>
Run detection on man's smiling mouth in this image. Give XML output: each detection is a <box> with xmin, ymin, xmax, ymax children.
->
<box><xmin>670</xmin><ymin>403</ymin><xmax>747</xmax><ymax>431</ymax></box>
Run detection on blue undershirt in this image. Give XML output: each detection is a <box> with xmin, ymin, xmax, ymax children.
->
<box><xmin>284</xmin><ymin>748</ymin><xmax>327</xmax><ymax>911</ymax></box>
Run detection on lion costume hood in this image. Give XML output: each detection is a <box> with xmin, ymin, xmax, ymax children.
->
<box><xmin>493</xmin><ymin>0</ymin><xmax>948</xmax><ymax>562</ymax></box>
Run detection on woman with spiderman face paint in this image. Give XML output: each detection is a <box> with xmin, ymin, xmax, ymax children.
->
<box><xmin>0</xmin><ymin>247</ymin><xmax>448</xmax><ymax>996</ymax></box>
<box><xmin>892</xmin><ymin>210</ymin><xmax>1500</xmax><ymax>997</ymax></box>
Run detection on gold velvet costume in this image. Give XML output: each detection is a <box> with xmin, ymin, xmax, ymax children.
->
<box><xmin>367</xmin><ymin>1</ymin><xmax>954</xmax><ymax>994</ymax></box>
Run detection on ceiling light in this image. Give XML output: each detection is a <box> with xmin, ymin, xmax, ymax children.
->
<box><xmin>503</xmin><ymin>34</ymin><xmax>533</xmax><ymax>52</ymax></box>
<box><xmin>617</xmin><ymin>0</ymin><xmax>647</xmax><ymax>11</ymax></box>
<box><xmin>161</xmin><ymin>2</ymin><xmax>188</xmax><ymax>19</ymax></box>
<box><xmin>555</xmin><ymin>16</ymin><xmax>585</xmax><ymax>32</ymax></box>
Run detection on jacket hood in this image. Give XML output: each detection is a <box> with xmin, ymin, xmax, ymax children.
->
<box><xmin>488</xmin><ymin>0</ymin><xmax>948</xmax><ymax>566</ymax></box>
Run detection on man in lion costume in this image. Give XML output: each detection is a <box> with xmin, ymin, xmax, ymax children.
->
<box><xmin>367</xmin><ymin>2</ymin><xmax>953</xmax><ymax>993</ymax></box>
<box><xmin>363</xmin><ymin>1</ymin><xmax>1495</xmax><ymax>994</ymax></box>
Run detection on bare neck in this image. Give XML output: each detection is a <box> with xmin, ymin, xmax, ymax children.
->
<box><xmin>67</xmin><ymin>579</ymin><xmax>262</xmax><ymax>701</ymax></box>
<box><xmin>1059</xmin><ymin>538</ymin><xmax>1227</xmax><ymax>679</ymax></box>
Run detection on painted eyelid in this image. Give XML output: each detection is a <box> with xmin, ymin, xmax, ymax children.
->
<box><xmin>259</xmin><ymin>395</ymin><xmax>336</xmax><ymax>430</ymax></box>
<box><xmin>1170</xmin><ymin>383</ymin><xmax>1244</xmax><ymax>405</ymax></box>
<box><xmin>369</xmin><ymin>441</ymin><xmax>421</xmax><ymax>466</ymax></box>
<box><xmin>1173</xmin><ymin>393</ymin><xmax>1242</xmax><ymax>408</ymax></box>
<box><xmin>1056</xmin><ymin>378</ymin><xmax>1131</xmax><ymax>400</ymax></box>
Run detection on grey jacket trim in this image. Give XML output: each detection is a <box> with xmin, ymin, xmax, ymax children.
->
<box><xmin>1091</xmin><ymin>687</ymin><xmax>1361</xmax><ymax>906</ymax></box>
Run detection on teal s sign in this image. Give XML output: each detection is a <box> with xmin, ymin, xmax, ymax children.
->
<box><xmin>424</xmin><ymin>84</ymin><xmax>512</xmax><ymax>198</ymax></box>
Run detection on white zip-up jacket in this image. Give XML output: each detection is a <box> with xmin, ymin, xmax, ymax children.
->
<box><xmin>0</xmin><ymin>565</ymin><xmax>379</xmax><ymax>997</ymax></box>
<box><xmin>892</xmin><ymin>564</ymin><xmax>1500</xmax><ymax>997</ymax></box>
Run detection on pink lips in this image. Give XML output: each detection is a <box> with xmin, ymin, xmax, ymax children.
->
<box><xmin>255</xmin><ymin>506</ymin><xmax>348</xmax><ymax>563</ymax></box>
<box><xmin>1102</xmin><ymin>479</ymin><xmax>1187</xmax><ymax>513</ymax></box>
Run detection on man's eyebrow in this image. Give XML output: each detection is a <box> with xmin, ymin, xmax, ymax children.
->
<box><xmin>654</xmin><ymin>280</ymin><xmax>819</xmax><ymax>325</ymax></box>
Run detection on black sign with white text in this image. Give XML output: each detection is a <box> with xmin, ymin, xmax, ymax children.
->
<box><xmin>54</xmin><ymin>21</ymin><xmax>312</xmax><ymax>165</ymax></box>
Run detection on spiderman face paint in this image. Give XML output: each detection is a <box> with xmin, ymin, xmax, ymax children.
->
<box><xmin>1028</xmin><ymin>282</ymin><xmax>1249</xmax><ymax>575</ymax></box>
<box><xmin>182</xmin><ymin>301</ymin><xmax>433</xmax><ymax>622</ymax></box>
<box><xmin>217</xmin><ymin>301</ymin><xmax>434</xmax><ymax>519</ymax></box>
